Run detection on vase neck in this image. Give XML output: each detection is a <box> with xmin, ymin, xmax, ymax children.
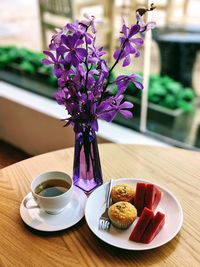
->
<box><xmin>74</xmin><ymin>123</ymin><xmax>95</xmax><ymax>134</ymax></box>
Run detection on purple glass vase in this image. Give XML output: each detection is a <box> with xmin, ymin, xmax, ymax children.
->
<box><xmin>73</xmin><ymin>125</ymin><xmax>103</xmax><ymax>193</ymax></box>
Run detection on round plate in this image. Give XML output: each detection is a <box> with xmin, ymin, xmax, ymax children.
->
<box><xmin>85</xmin><ymin>178</ymin><xmax>183</xmax><ymax>250</ymax></box>
<box><xmin>20</xmin><ymin>186</ymin><xmax>87</xmax><ymax>231</ymax></box>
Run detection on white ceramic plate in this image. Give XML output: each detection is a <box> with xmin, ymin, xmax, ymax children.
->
<box><xmin>85</xmin><ymin>178</ymin><xmax>183</xmax><ymax>250</ymax></box>
<box><xmin>20</xmin><ymin>186</ymin><xmax>87</xmax><ymax>231</ymax></box>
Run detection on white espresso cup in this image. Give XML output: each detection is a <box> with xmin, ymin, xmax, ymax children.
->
<box><xmin>23</xmin><ymin>171</ymin><xmax>73</xmax><ymax>214</ymax></box>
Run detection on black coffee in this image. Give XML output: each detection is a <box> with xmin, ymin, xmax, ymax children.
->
<box><xmin>35</xmin><ymin>179</ymin><xmax>71</xmax><ymax>197</ymax></box>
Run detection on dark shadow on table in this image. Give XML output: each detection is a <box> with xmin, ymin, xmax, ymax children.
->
<box><xmin>21</xmin><ymin>216</ymin><xmax>85</xmax><ymax>237</ymax></box>
<box><xmin>90</xmin><ymin>229</ymin><xmax>181</xmax><ymax>265</ymax></box>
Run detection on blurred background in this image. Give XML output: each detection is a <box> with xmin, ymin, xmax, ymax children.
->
<box><xmin>0</xmin><ymin>0</ymin><xmax>200</xmax><ymax>166</ymax></box>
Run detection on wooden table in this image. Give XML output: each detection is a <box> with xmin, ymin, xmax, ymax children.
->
<box><xmin>0</xmin><ymin>144</ymin><xmax>200</xmax><ymax>266</ymax></box>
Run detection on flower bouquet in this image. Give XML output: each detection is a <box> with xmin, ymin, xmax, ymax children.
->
<box><xmin>42</xmin><ymin>5</ymin><xmax>155</xmax><ymax>193</ymax></box>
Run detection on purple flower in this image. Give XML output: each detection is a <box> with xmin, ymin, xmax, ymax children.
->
<box><xmin>97</xmin><ymin>98</ymin><xmax>116</xmax><ymax>122</ymax></box>
<box><xmin>73</xmin><ymin>64</ymin><xmax>96</xmax><ymax>89</ymax></box>
<box><xmin>97</xmin><ymin>95</ymin><xmax>133</xmax><ymax>121</ymax></box>
<box><xmin>113</xmin><ymin>95</ymin><xmax>133</xmax><ymax>119</ymax></box>
<box><xmin>49</xmin><ymin>28</ymin><xmax>64</xmax><ymax>50</ymax></box>
<box><xmin>42</xmin><ymin>50</ymin><xmax>63</xmax><ymax>77</ymax></box>
<box><xmin>80</xmin><ymin>14</ymin><xmax>97</xmax><ymax>33</ymax></box>
<box><xmin>113</xmin><ymin>21</ymin><xmax>143</xmax><ymax>66</ymax></box>
<box><xmin>88</xmin><ymin>39</ymin><xmax>106</xmax><ymax>63</ymax></box>
<box><xmin>42</xmin><ymin>8</ymin><xmax>156</xmax><ymax>130</ymax></box>
<box><xmin>57</xmin><ymin>33</ymin><xmax>87</xmax><ymax>66</ymax></box>
<box><xmin>136</xmin><ymin>13</ymin><xmax>156</xmax><ymax>32</ymax></box>
<box><xmin>54</xmin><ymin>88</ymin><xmax>70</xmax><ymax>105</ymax></box>
<box><xmin>88</xmin><ymin>38</ymin><xmax>109</xmax><ymax>78</ymax></box>
<box><xmin>116</xmin><ymin>74</ymin><xmax>143</xmax><ymax>95</ymax></box>
<box><xmin>66</xmin><ymin>20</ymin><xmax>80</xmax><ymax>32</ymax></box>
<box><xmin>67</xmin><ymin>20</ymin><xmax>93</xmax><ymax>44</ymax></box>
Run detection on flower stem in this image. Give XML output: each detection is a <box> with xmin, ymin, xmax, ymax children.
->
<box><xmin>99</xmin><ymin>41</ymin><xmax>126</xmax><ymax>102</ymax></box>
<box><xmin>84</xmin><ymin>26</ymin><xmax>90</xmax><ymax>97</ymax></box>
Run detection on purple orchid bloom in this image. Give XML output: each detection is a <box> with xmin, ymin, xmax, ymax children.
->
<box><xmin>88</xmin><ymin>38</ymin><xmax>109</xmax><ymax>78</ymax></box>
<box><xmin>80</xmin><ymin>14</ymin><xmax>97</xmax><ymax>33</ymax></box>
<box><xmin>116</xmin><ymin>74</ymin><xmax>143</xmax><ymax>96</ymax></box>
<box><xmin>96</xmin><ymin>98</ymin><xmax>116</xmax><ymax>122</ymax></box>
<box><xmin>54</xmin><ymin>87</ymin><xmax>70</xmax><ymax>105</ymax></box>
<box><xmin>42</xmin><ymin>50</ymin><xmax>63</xmax><ymax>77</ymax></box>
<box><xmin>66</xmin><ymin>20</ymin><xmax>80</xmax><ymax>32</ymax></box>
<box><xmin>136</xmin><ymin>13</ymin><xmax>156</xmax><ymax>32</ymax></box>
<box><xmin>97</xmin><ymin>95</ymin><xmax>133</xmax><ymax>122</ymax></box>
<box><xmin>66</xmin><ymin>20</ymin><xmax>93</xmax><ymax>44</ymax></box>
<box><xmin>113</xmin><ymin>20</ymin><xmax>143</xmax><ymax>66</ymax></box>
<box><xmin>49</xmin><ymin>28</ymin><xmax>64</xmax><ymax>50</ymax></box>
<box><xmin>42</xmin><ymin>6</ymin><xmax>156</xmax><ymax>130</ymax></box>
<box><xmin>112</xmin><ymin>95</ymin><xmax>134</xmax><ymax>118</ymax></box>
<box><xmin>89</xmin><ymin>38</ymin><xmax>106</xmax><ymax>60</ymax></box>
<box><xmin>56</xmin><ymin>33</ymin><xmax>87</xmax><ymax>66</ymax></box>
<box><xmin>72</xmin><ymin>64</ymin><xmax>96</xmax><ymax>89</ymax></box>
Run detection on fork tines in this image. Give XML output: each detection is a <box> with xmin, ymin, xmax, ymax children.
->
<box><xmin>99</xmin><ymin>179</ymin><xmax>113</xmax><ymax>231</ymax></box>
<box><xmin>99</xmin><ymin>218</ymin><xmax>110</xmax><ymax>231</ymax></box>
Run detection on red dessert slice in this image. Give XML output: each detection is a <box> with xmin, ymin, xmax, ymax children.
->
<box><xmin>145</xmin><ymin>184</ymin><xmax>161</xmax><ymax>211</ymax></box>
<box><xmin>129</xmin><ymin>207</ymin><xmax>154</xmax><ymax>242</ymax></box>
<box><xmin>145</xmin><ymin>184</ymin><xmax>156</xmax><ymax>210</ymax></box>
<box><xmin>152</xmin><ymin>187</ymin><xmax>161</xmax><ymax>211</ymax></box>
<box><xmin>140</xmin><ymin>211</ymin><xmax>165</xmax><ymax>243</ymax></box>
<box><xmin>134</xmin><ymin>183</ymin><xmax>146</xmax><ymax>216</ymax></box>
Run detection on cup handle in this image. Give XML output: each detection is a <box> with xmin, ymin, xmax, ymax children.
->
<box><xmin>23</xmin><ymin>193</ymin><xmax>39</xmax><ymax>209</ymax></box>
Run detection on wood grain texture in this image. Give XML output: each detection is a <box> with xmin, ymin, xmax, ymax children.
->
<box><xmin>0</xmin><ymin>144</ymin><xmax>200</xmax><ymax>267</ymax></box>
<box><xmin>0</xmin><ymin>140</ymin><xmax>30</xmax><ymax>168</ymax></box>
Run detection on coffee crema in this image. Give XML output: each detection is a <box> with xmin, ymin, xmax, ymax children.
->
<box><xmin>35</xmin><ymin>179</ymin><xmax>71</xmax><ymax>197</ymax></box>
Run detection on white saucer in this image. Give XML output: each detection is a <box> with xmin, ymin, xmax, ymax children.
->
<box><xmin>20</xmin><ymin>186</ymin><xmax>87</xmax><ymax>232</ymax></box>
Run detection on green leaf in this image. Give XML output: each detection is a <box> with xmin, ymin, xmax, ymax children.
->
<box><xmin>161</xmin><ymin>95</ymin><xmax>177</xmax><ymax>109</ymax></box>
<box><xmin>179</xmin><ymin>88</ymin><xmax>195</xmax><ymax>101</ymax></box>
<box><xmin>177</xmin><ymin>100</ymin><xmax>194</xmax><ymax>112</ymax></box>
<box><xmin>19</xmin><ymin>61</ymin><xmax>35</xmax><ymax>74</ymax></box>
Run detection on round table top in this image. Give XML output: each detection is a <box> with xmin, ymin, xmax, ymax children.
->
<box><xmin>0</xmin><ymin>144</ymin><xmax>200</xmax><ymax>266</ymax></box>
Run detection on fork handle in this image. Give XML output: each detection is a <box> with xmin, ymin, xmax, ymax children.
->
<box><xmin>106</xmin><ymin>179</ymin><xmax>113</xmax><ymax>209</ymax></box>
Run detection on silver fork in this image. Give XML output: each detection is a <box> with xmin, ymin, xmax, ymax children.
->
<box><xmin>99</xmin><ymin>179</ymin><xmax>113</xmax><ymax>231</ymax></box>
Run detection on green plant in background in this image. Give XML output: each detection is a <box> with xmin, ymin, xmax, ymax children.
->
<box><xmin>0</xmin><ymin>46</ymin><xmax>196</xmax><ymax>112</ymax></box>
<box><xmin>148</xmin><ymin>75</ymin><xmax>195</xmax><ymax>112</ymax></box>
<box><xmin>121</xmin><ymin>74</ymin><xmax>195</xmax><ymax>112</ymax></box>
<box><xmin>0</xmin><ymin>46</ymin><xmax>57</xmax><ymax>87</ymax></box>
<box><xmin>0</xmin><ymin>46</ymin><xmax>16</xmax><ymax>68</ymax></box>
